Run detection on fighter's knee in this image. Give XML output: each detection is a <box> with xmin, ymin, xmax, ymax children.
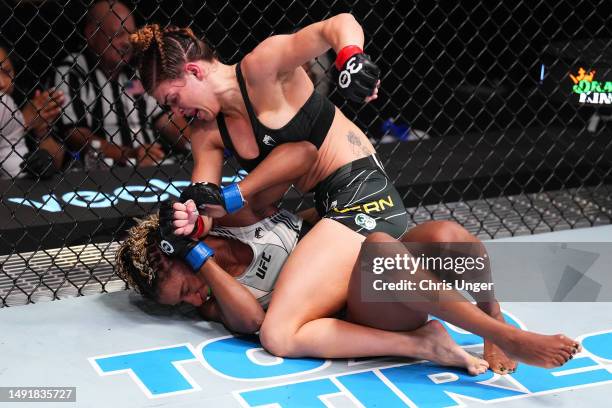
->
<box><xmin>259</xmin><ymin>322</ymin><xmax>299</xmax><ymax>358</ymax></box>
<box><xmin>423</xmin><ymin>220</ymin><xmax>467</xmax><ymax>242</ymax></box>
<box><xmin>365</xmin><ymin>231</ymin><xmax>396</xmax><ymax>243</ymax></box>
<box><xmin>299</xmin><ymin>141</ymin><xmax>319</xmax><ymax>161</ymax></box>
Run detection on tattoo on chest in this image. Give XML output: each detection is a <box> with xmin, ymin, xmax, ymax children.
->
<box><xmin>347</xmin><ymin>131</ymin><xmax>372</xmax><ymax>157</ymax></box>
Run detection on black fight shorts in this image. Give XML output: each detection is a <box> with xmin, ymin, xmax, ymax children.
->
<box><xmin>314</xmin><ymin>155</ymin><xmax>408</xmax><ymax>239</ymax></box>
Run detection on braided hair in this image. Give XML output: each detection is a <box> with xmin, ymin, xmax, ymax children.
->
<box><xmin>115</xmin><ymin>214</ymin><xmax>172</xmax><ymax>300</ymax></box>
<box><xmin>129</xmin><ymin>24</ymin><xmax>216</xmax><ymax>93</ymax></box>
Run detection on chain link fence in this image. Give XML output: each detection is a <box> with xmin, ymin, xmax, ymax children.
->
<box><xmin>1</xmin><ymin>0</ymin><xmax>611</xmax><ymax>307</ymax></box>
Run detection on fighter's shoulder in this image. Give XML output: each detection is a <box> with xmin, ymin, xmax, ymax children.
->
<box><xmin>190</xmin><ymin>119</ymin><xmax>224</xmax><ymax>149</ymax></box>
<box><xmin>242</xmin><ymin>36</ymin><xmax>298</xmax><ymax>84</ymax></box>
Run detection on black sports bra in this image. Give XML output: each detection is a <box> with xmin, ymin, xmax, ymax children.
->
<box><xmin>216</xmin><ymin>62</ymin><xmax>335</xmax><ymax>172</ymax></box>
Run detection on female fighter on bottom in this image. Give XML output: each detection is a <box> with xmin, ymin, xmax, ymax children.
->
<box><xmin>116</xmin><ymin>201</ymin><xmax>580</xmax><ymax>375</ymax></box>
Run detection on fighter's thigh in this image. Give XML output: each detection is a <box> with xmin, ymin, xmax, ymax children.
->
<box><xmin>346</xmin><ymin>301</ymin><xmax>428</xmax><ymax>332</ymax></box>
<box><xmin>346</xmin><ymin>232</ymin><xmax>428</xmax><ymax>331</ymax></box>
<box><xmin>264</xmin><ymin>219</ymin><xmax>365</xmax><ymax>330</ymax></box>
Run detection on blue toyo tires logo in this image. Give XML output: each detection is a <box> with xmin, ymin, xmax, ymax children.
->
<box><xmin>88</xmin><ymin>312</ymin><xmax>612</xmax><ymax>406</ymax></box>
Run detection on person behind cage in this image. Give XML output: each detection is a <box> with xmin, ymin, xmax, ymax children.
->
<box><xmin>48</xmin><ymin>0</ymin><xmax>190</xmax><ymax>168</ymax></box>
<box><xmin>115</xmin><ymin>199</ymin><xmax>581</xmax><ymax>375</ymax></box>
<box><xmin>128</xmin><ymin>15</ymin><xmax>581</xmax><ymax>374</ymax></box>
<box><xmin>0</xmin><ymin>45</ymin><xmax>65</xmax><ymax>178</ymax></box>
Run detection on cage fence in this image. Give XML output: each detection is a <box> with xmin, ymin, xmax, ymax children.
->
<box><xmin>0</xmin><ymin>0</ymin><xmax>610</xmax><ymax>307</ymax></box>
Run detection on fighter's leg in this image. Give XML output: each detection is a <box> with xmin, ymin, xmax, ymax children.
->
<box><xmin>258</xmin><ymin>219</ymin><xmax>488</xmax><ymax>374</ymax></box>
<box><xmin>349</xmin><ymin>231</ymin><xmax>579</xmax><ymax>369</ymax></box>
<box><xmin>401</xmin><ymin>220</ymin><xmax>516</xmax><ymax>373</ymax></box>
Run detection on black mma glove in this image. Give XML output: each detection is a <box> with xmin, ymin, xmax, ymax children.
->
<box><xmin>180</xmin><ymin>182</ymin><xmax>245</xmax><ymax>215</ymax></box>
<box><xmin>158</xmin><ymin>200</ymin><xmax>214</xmax><ymax>271</ymax></box>
<box><xmin>180</xmin><ymin>182</ymin><xmax>223</xmax><ymax>210</ymax></box>
<box><xmin>335</xmin><ymin>45</ymin><xmax>380</xmax><ymax>102</ymax></box>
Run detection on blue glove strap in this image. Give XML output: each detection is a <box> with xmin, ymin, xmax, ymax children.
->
<box><xmin>185</xmin><ymin>242</ymin><xmax>215</xmax><ymax>271</ymax></box>
<box><xmin>221</xmin><ymin>183</ymin><xmax>245</xmax><ymax>214</ymax></box>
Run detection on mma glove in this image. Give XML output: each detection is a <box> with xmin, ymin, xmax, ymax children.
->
<box><xmin>158</xmin><ymin>200</ymin><xmax>214</xmax><ymax>272</ymax></box>
<box><xmin>334</xmin><ymin>45</ymin><xmax>380</xmax><ymax>102</ymax></box>
<box><xmin>180</xmin><ymin>182</ymin><xmax>245</xmax><ymax>215</ymax></box>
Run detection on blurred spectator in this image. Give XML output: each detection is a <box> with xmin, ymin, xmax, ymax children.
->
<box><xmin>1</xmin><ymin>46</ymin><xmax>64</xmax><ymax>178</ymax></box>
<box><xmin>0</xmin><ymin>94</ymin><xmax>28</xmax><ymax>178</ymax></box>
<box><xmin>49</xmin><ymin>0</ymin><xmax>189</xmax><ymax>168</ymax></box>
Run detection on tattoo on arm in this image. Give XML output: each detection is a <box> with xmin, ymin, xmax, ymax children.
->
<box><xmin>347</xmin><ymin>130</ymin><xmax>372</xmax><ymax>157</ymax></box>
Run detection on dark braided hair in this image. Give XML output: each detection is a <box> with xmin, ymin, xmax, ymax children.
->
<box><xmin>129</xmin><ymin>24</ymin><xmax>216</xmax><ymax>93</ymax></box>
<box><xmin>115</xmin><ymin>214</ymin><xmax>172</xmax><ymax>300</ymax></box>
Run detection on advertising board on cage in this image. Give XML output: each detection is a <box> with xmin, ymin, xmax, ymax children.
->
<box><xmin>570</xmin><ymin>67</ymin><xmax>612</xmax><ymax>105</ymax></box>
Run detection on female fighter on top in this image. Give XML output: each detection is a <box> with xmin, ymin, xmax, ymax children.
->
<box><xmin>128</xmin><ymin>15</ymin><xmax>579</xmax><ymax>374</ymax></box>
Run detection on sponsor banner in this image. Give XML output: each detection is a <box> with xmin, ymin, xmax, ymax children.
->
<box><xmin>569</xmin><ymin>67</ymin><xmax>612</xmax><ymax>105</ymax></box>
<box><xmin>89</xmin><ymin>314</ymin><xmax>612</xmax><ymax>407</ymax></box>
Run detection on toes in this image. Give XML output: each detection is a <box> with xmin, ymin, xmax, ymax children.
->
<box><xmin>469</xmin><ymin>358</ymin><xmax>489</xmax><ymax>376</ymax></box>
<box><xmin>493</xmin><ymin>361</ymin><xmax>517</xmax><ymax>374</ymax></box>
<box><xmin>563</xmin><ymin>345</ymin><xmax>580</xmax><ymax>356</ymax></box>
<box><xmin>558</xmin><ymin>335</ymin><xmax>581</xmax><ymax>349</ymax></box>
<box><xmin>472</xmin><ymin>363</ymin><xmax>489</xmax><ymax>376</ymax></box>
<box><xmin>495</xmin><ymin>367</ymin><xmax>507</xmax><ymax>375</ymax></box>
<box><xmin>559</xmin><ymin>349</ymin><xmax>572</xmax><ymax>361</ymax></box>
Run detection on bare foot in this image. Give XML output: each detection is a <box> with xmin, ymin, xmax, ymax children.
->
<box><xmin>411</xmin><ymin>320</ymin><xmax>489</xmax><ymax>376</ymax></box>
<box><xmin>485</xmin><ymin>340</ymin><xmax>517</xmax><ymax>374</ymax></box>
<box><xmin>499</xmin><ymin>329</ymin><xmax>581</xmax><ymax>368</ymax></box>
<box><xmin>484</xmin><ymin>313</ymin><xmax>517</xmax><ymax>374</ymax></box>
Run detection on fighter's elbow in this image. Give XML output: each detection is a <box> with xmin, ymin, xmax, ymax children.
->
<box><xmin>232</xmin><ymin>315</ymin><xmax>264</xmax><ymax>334</ymax></box>
<box><xmin>248</xmin><ymin>314</ymin><xmax>265</xmax><ymax>334</ymax></box>
<box><xmin>327</xmin><ymin>13</ymin><xmax>359</xmax><ymax>32</ymax></box>
<box><xmin>226</xmin><ymin>310</ymin><xmax>265</xmax><ymax>334</ymax></box>
<box><xmin>334</xmin><ymin>13</ymin><xmax>357</xmax><ymax>25</ymax></box>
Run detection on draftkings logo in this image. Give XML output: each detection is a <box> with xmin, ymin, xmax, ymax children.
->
<box><xmin>569</xmin><ymin>67</ymin><xmax>612</xmax><ymax>104</ymax></box>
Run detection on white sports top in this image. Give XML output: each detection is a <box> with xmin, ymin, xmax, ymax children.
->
<box><xmin>209</xmin><ymin>210</ymin><xmax>303</xmax><ymax>306</ymax></box>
